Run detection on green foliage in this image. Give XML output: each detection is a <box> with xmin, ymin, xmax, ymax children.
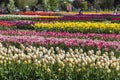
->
<box><xmin>27</xmin><ymin>0</ymin><xmax>38</xmax><ymax>6</ymax></box>
<box><xmin>42</xmin><ymin>0</ymin><xmax>59</xmax><ymax>11</ymax></box>
<box><xmin>87</xmin><ymin>0</ymin><xmax>95</xmax><ymax>4</ymax></box>
<box><xmin>72</xmin><ymin>0</ymin><xmax>88</xmax><ymax>10</ymax></box>
<box><xmin>72</xmin><ymin>0</ymin><xmax>82</xmax><ymax>9</ymax></box>
<box><xmin>99</xmin><ymin>0</ymin><xmax>114</xmax><ymax>10</ymax></box>
<box><xmin>58</xmin><ymin>0</ymin><xmax>70</xmax><ymax>11</ymax></box>
<box><xmin>7</xmin><ymin>0</ymin><xmax>16</xmax><ymax>13</ymax></box>
<box><xmin>48</xmin><ymin>0</ymin><xmax>59</xmax><ymax>11</ymax></box>
<box><xmin>0</xmin><ymin>2</ymin><xmax>5</xmax><ymax>8</ymax></box>
<box><xmin>14</xmin><ymin>0</ymin><xmax>37</xmax><ymax>8</ymax></box>
<box><xmin>81</xmin><ymin>1</ymin><xmax>88</xmax><ymax>10</ymax></box>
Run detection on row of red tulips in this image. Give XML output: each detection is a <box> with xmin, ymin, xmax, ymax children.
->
<box><xmin>0</xmin><ymin>21</ymin><xmax>16</xmax><ymax>27</ymax></box>
<box><xmin>0</xmin><ymin>21</ymin><xmax>35</xmax><ymax>27</ymax></box>
<box><xmin>15</xmin><ymin>11</ymin><xmax>55</xmax><ymax>16</ymax></box>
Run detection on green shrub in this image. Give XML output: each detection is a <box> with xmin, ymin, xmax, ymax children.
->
<box><xmin>81</xmin><ymin>1</ymin><xmax>88</xmax><ymax>10</ymax></box>
<box><xmin>7</xmin><ymin>0</ymin><xmax>16</xmax><ymax>13</ymax></box>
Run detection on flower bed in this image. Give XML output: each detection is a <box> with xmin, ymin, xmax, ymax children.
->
<box><xmin>61</xmin><ymin>14</ymin><xmax>120</xmax><ymax>21</ymax></box>
<box><xmin>0</xmin><ymin>21</ymin><xmax>16</xmax><ymax>27</ymax></box>
<box><xmin>0</xmin><ymin>43</ymin><xmax>119</xmax><ymax>80</ymax></box>
<box><xmin>0</xmin><ymin>30</ymin><xmax>120</xmax><ymax>41</ymax></box>
<box><xmin>0</xmin><ymin>13</ymin><xmax>120</xmax><ymax>79</ymax></box>
<box><xmin>15</xmin><ymin>11</ymin><xmax>55</xmax><ymax>16</ymax></box>
<box><xmin>0</xmin><ymin>21</ymin><xmax>35</xmax><ymax>30</ymax></box>
<box><xmin>0</xmin><ymin>34</ymin><xmax>119</xmax><ymax>52</ymax></box>
<box><xmin>0</xmin><ymin>15</ymin><xmax>39</xmax><ymax>20</ymax></box>
<box><xmin>112</xmin><ymin>17</ymin><xmax>120</xmax><ymax>21</ymax></box>
<box><xmin>35</xmin><ymin>14</ymin><xmax>120</xmax><ymax>21</ymax></box>
<box><xmin>33</xmin><ymin>22</ymin><xmax>120</xmax><ymax>33</ymax></box>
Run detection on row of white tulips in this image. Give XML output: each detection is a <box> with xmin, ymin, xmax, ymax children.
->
<box><xmin>0</xmin><ymin>15</ymin><xmax>39</xmax><ymax>17</ymax></box>
<box><xmin>0</xmin><ymin>43</ymin><xmax>119</xmax><ymax>74</ymax></box>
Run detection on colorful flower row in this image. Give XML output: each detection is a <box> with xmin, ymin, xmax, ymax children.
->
<box><xmin>33</xmin><ymin>22</ymin><xmax>120</xmax><ymax>33</ymax></box>
<box><xmin>0</xmin><ymin>21</ymin><xmax>16</xmax><ymax>27</ymax></box>
<box><xmin>0</xmin><ymin>21</ymin><xmax>35</xmax><ymax>30</ymax></box>
<box><xmin>112</xmin><ymin>18</ymin><xmax>120</xmax><ymax>21</ymax></box>
<box><xmin>0</xmin><ymin>15</ymin><xmax>39</xmax><ymax>20</ymax></box>
<box><xmin>1</xmin><ymin>14</ymin><xmax>120</xmax><ymax>21</ymax></box>
<box><xmin>35</xmin><ymin>14</ymin><xmax>120</xmax><ymax>21</ymax></box>
<box><xmin>39</xmin><ymin>16</ymin><xmax>61</xmax><ymax>18</ymax></box>
<box><xmin>0</xmin><ymin>43</ymin><xmax>119</xmax><ymax>79</ymax></box>
<box><xmin>0</xmin><ymin>34</ymin><xmax>119</xmax><ymax>52</ymax></box>
<box><xmin>0</xmin><ymin>30</ymin><xmax>120</xmax><ymax>41</ymax></box>
<box><xmin>15</xmin><ymin>11</ymin><xmax>55</xmax><ymax>15</ymax></box>
<box><xmin>0</xmin><ymin>21</ymin><xmax>35</xmax><ymax>26</ymax></box>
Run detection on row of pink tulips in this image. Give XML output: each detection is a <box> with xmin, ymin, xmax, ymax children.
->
<box><xmin>0</xmin><ymin>30</ymin><xmax>120</xmax><ymax>41</ymax></box>
<box><xmin>0</xmin><ymin>34</ymin><xmax>119</xmax><ymax>52</ymax></box>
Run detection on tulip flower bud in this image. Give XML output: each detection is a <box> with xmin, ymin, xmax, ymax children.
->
<box><xmin>69</xmin><ymin>63</ymin><xmax>73</xmax><ymax>67</ymax></box>
<box><xmin>110</xmin><ymin>51</ymin><xmax>114</xmax><ymax>56</ymax></box>
<box><xmin>79</xmin><ymin>49</ymin><xmax>83</xmax><ymax>53</ymax></box>
<box><xmin>0</xmin><ymin>60</ymin><xmax>3</xmax><ymax>64</ymax></box>
<box><xmin>106</xmin><ymin>68</ymin><xmax>111</xmax><ymax>73</ymax></box>
<box><xmin>55</xmin><ymin>47</ymin><xmax>59</xmax><ymax>51</ymax></box>
<box><xmin>46</xmin><ymin>68</ymin><xmax>51</xmax><ymax>73</ymax></box>
<box><xmin>17</xmin><ymin>60</ymin><xmax>21</xmax><ymax>64</ymax></box>
<box><xmin>0</xmin><ymin>43</ymin><xmax>3</xmax><ymax>48</ymax></box>
<box><xmin>96</xmin><ymin>50</ymin><xmax>101</xmax><ymax>56</ymax></box>
<box><xmin>58</xmin><ymin>68</ymin><xmax>61</xmax><ymax>71</ymax></box>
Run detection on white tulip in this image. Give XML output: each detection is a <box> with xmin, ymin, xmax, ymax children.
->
<box><xmin>110</xmin><ymin>51</ymin><xmax>114</xmax><ymax>56</ymax></box>
<box><xmin>58</xmin><ymin>68</ymin><xmax>61</xmax><ymax>71</ymax></box>
<box><xmin>107</xmin><ymin>69</ymin><xmax>111</xmax><ymax>73</ymax></box>
<box><xmin>116</xmin><ymin>66</ymin><xmax>119</xmax><ymax>71</ymax></box>
<box><xmin>101</xmin><ymin>63</ymin><xmax>105</xmax><ymax>67</ymax></box>
<box><xmin>96</xmin><ymin>50</ymin><xmax>101</xmax><ymax>55</ymax></box>
<box><xmin>55</xmin><ymin>47</ymin><xmax>59</xmax><ymax>51</ymax></box>
<box><xmin>88</xmin><ymin>50</ymin><xmax>92</xmax><ymax>56</ymax></box>
<box><xmin>91</xmin><ymin>50</ymin><xmax>94</xmax><ymax>54</ymax></box>
<box><xmin>69</xmin><ymin>63</ymin><xmax>73</xmax><ymax>67</ymax></box>
<box><xmin>79</xmin><ymin>49</ymin><xmax>83</xmax><ymax>53</ymax></box>
<box><xmin>96</xmin><ymin>61</ymin><xmax>101</xmax><ymax>65</ymax></box>
<box><xmin>74</xmin><ymin>49</ymin><xmax>78</xmax><ymax>53</ymax></box>
<box><xmin>0</xmin><ymin>43</ymin><xmax>3</xmax><ymax>48</ymax></box>
<box><xmin>46</xmin><ymin>68</ymin><xmax>51</xmax><ymax>73</ymax></box>
<box><xmin>0</xmin><ymin>60</ymin><xmax>3</xmax><ymax>64</ymax></box>
<box><xmin>111</xmin><ymin>56</ymin><xmax>116</xmax><ymax>61</ymax></box>
<box><xmin>82</xmin><ymin>62</ymin><xmax>85</xmax><ymax>67</ymax></box>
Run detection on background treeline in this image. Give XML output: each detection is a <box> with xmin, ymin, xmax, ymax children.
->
<box><xmin>0</xmin><ymin>0</ymin><xmax>120</xmax><ymax>12</ymax></box>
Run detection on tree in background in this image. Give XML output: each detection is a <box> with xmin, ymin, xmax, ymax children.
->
<box><xmin>37</xmin><ymin>0</ymin><xmax>59</xmax><ymax>11</ymax></box>
<box><xmin>36</xmin><ymin>0</ymin><xmax>44</xmax><ymax>10</ymax></box>
<box><xmin>99</xmin><ymin>0</ymin><xmax>114</xmax><ymax>10</ymax></box>
<box><xmin>59</xmin><ymin>0</ymin><xmax>70</xmax><ymax>11</ymax></box>
<box><xmin>14</xmin><ymin>0</ymin><xmax>27</xmax><ymax>8</ymax></box>
<box><xmin>81</xmin><ymin>1</ymin><xmax>88</xmax><ymax>10</ymax></box>
<box><xmin>86</xmin><ymin>0</ymin><xmax>95</xmax><ymax>4</ymax></box>
<box><xmin>0</xmin><ymin>0</ymin><xmax>9</xmax><ymax>6</ymax></box>
<box><xmin>14</xmin><ymin>0</ymin><xmax>37</xmax><ymax>9</ymax></box>
<box><xmin>37</xmin><ymin>0</ymin><xmax>43</xmax><ymax>5</ymax></box>
<box><xmin>7</xmin><ymin>0</ymin><xmax>16</xmax><ymax>13</ymax></box>
<box><xmin>114</xmin><ymin>0</ymin><xmax>120</xmax><ymax>8</ymax></box>
<box><xmin>72</xmin><ymin>0</ymin><xmax>88</xmax><ymax>10</ymax></box>
<box><xmin>72</xmin><ymin>0</ymin><xmax>82</xmax><ymax>9</ymax></box>
<box><xmin>48</xmin><ymin>0</ymin><xmax>59</xmax><ymax>11</ymax></box>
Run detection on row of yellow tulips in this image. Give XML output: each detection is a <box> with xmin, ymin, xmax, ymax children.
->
<box><xmin>39</xmin><ymin>16</ymin><xmax>61</xmax><ymax>18</ymax></box>
<box><xmin>33</xmin><ymin>22</ymin><xmax>120</xmax><ymax>33</ymax></box>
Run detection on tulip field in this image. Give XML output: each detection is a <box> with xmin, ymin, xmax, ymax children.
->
<box><xmin>0</xmin><ymin>12</ymin><xmax>120</xmax><ymax>80</ymax></box>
